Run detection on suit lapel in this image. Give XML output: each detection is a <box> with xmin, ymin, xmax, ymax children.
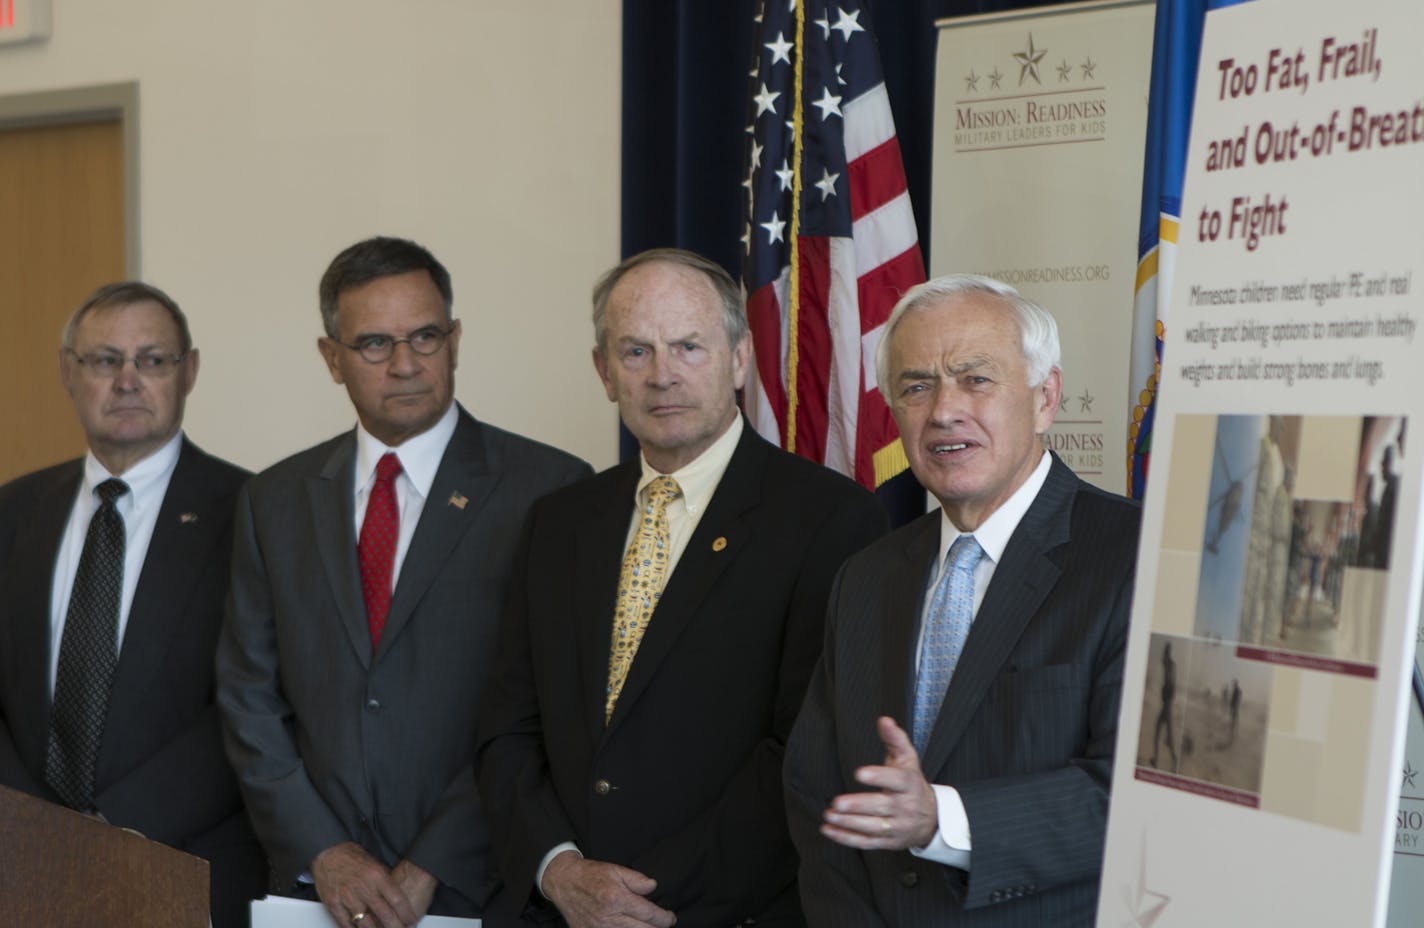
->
<box><xmin>308</xmin><ymin>433</ymin><xmax>370</xmax><ymax>666</ymax></box>
<box><xmin>574</xmin><ymin>465</ymin><xmax>639</xmax><ymax>740</ymax></box>
<box><xmin>8</xmin><ymin>465</ymin><xmax>82</xmax><ymax>765</ymax></box>
<box><xmin>103</xmin><ymin>444</ymin><xmax>226</xmax><ymax>767</ymax></box>
<box><xmin>881</xmin><ymin>514</ymin><xmax>939</xmax><ymax>729</ymax></box>
<box><xmin>379</xmin><ymin>412</ymin><xmax>498</xmax><ymax>655</ymax></box>
<box><xmin>919</xmin><ymin>456</ymin><xmax>1076</xmax><ymax>776</ymax></box>
<box><xmin>604</xmin><ymin>429</ymin><xmax>765</xmax><ymax>734</ymax></box>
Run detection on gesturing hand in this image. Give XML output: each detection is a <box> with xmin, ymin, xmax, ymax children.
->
<box><xmin>821</xmin><ymin>716</ymin><xmax>939</xmax><ymax>851</ymax></box>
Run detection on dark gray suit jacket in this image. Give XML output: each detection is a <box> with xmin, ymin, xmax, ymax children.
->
<box><xmin>0</xmin><ymin>440</ymin><xmax>266</xmax><ymax>928</ymax></box>
<box><xmin>217</xmin><ymin>407</ymin><xmax>589</xmax><ymax>915</ymax></box>
<box><xmin>477</xmin><ymin>423</ymin><xmax>887</xmax><ymax>928</ymax></box>
<box><xmin>785</xmin><ymin>454</ymin><xmax>1139</xmax><ymax>927</ymax></box>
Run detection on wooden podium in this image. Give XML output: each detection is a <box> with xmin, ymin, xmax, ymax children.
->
<box><xmin>0</xmin><ymin>784</ymin><xmax>208</xmax><ymax>926</ymax></box>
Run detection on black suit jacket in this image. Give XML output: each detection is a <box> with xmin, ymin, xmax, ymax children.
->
<box><xmin>477</xmin><ymin>423</ymin><xmax>887</xmax><ymax>928</ymax></box>
<box><xmin>217</xmin><ymin>407</ymin><xmax>590</xmax><ymax>916</ymax></box>
<box><xmin>785</xmin><ymin>454</ymin><xmax>1140</xmax><ymax>927</ymax></box>
<box><xmin>0</xmin><ymin>439</ymin><xmax>266</xmax><ymax>928</ymax></box>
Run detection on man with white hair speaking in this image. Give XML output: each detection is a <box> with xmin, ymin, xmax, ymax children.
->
<box><xmin>785</xmin><ymin>275</ymin><xmax>1141</xmax><ymax>926</ymax></box>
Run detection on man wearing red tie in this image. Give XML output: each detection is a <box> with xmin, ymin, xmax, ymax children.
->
<box><xmin>218</xmin><ymin>237</ymin><xmax>589</xmax><ymax>927</ymax></box>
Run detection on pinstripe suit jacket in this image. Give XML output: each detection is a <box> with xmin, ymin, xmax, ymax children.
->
<box><xmin>785</xmin><ymin>454</ymin><xmax>1139</xmax><ymax>926</ymax></box>
<box><xmin>217</xmin><ymin>408</ymin><xmax>590</xmax><ymax>914</ymax></box>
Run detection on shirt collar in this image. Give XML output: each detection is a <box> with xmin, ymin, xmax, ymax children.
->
<box><xmin>938</xmin><ymin>449</ymin><xmax>1052</xmax><ymax>569</ymax></box>
<box><xmin>355</xmin><ymin>402</ymin><xmax>459</xmax><ymax>499</ymax></box>
<box><xmin>636</xmin><ymin>415</ymin><xmax>743</xmax><ymax>513</ymax></box>
<box><xmin>81</xmin><ymin>430</ymin><xmax>183</xmax><ymax>509</ymax></box>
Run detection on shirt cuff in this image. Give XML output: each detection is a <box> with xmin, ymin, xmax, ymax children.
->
<box><xmin>908</xmin><ymin>784</ymin><xmax>972</xmax><ymax>869</ymax></box>
<box><xmin>536</xmin><ymin>843</ymin><xmax>582</xmax><ymax>899</ymax></box>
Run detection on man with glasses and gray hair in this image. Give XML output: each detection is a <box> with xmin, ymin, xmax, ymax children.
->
<box><xmin>0</xmin><ymin>281</ymin><xmax>267</xmax><ymax>927</ymax></box>
<box><xmin>217</xmin><ymin>236</ymin><xmax>590</xmax><ymax>927</ymax></box>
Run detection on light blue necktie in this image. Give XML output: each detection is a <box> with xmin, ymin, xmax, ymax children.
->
<box><xmin>912</xmin><ymin>534</ymin><xmax>985</xmax><ymax>755</ymax></box>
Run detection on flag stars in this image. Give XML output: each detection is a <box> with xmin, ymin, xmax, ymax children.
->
<box><xmin>765</xmin><ymin>31</ymin><xmax>793</xmax><ymax>65</ymax></box>
<box><xmin>814</xmin><ymin>167</ymin><xmax>839</xmax><ymax>201</ymax></box>
<box><xmin>814</xmin><ymin>14</ymin><xmax>831</xmax><ymax>39</ymax></box>
<box><xmin>835</xmin><ymin>62</ymin><xmax>846</xmax><ymax>86</ymax></box>
<box><xmin>775</xmin><ymin>158</ymin><xmax>795</xmax><ymax>192</ymax></box>
<box><xmin>830</xmin><ymin>6</ymin><xmax>864</xmax><ymax>42</ymax></box>
<box><xmin>812</xmin><ymin>86</ymin><xmax>843</xmax><ymax>121</ymax></box>
<box><xmin>753</xmin><ymin>82</ymin><xmax>781</xmax><ymax>118</ymax></box>
<box><xmin>761</xmin><ymin>210</ymin><xmax>787</xmax><ymax>244</ymax></box>
<box><xmin>750</xmin><ymin>139</ymin><xmax>764</xmax><ymax>169</ymax></box>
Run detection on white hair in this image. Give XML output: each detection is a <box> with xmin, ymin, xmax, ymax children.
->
<box><xmin>874</xmin><ymin>274</ymin><xmax>1061</xmax><ymax>400</ymax></box>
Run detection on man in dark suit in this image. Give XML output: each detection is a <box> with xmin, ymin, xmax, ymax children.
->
<box><xmin>217</xmin><ymin>237</ymin><xmax>590</xmax><ymax>928</ymax></box>
<box><xmin>785</xmin><ymin>275</ymin><xmax>1140</xmax><ymax>926</ymax></box>
<box><xmin>476</xmin><ymin>248</ymin><xmax>886</xmax><ymax>928</ymax></box>
<box><xmin>0</xmin><ymin>281</ymin><xmax>267</xmax><ymax>928</ymax></box>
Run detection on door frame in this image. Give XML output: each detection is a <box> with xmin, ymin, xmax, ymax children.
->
<box><xmin>0</xmin><ymin>82</ymin><xmax>139</xmax><ymax>276</ymax></box>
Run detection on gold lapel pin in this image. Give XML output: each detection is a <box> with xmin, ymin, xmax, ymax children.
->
<box><xmin>179</xmin><ymin>512</ymin><xmax>199</xmax><ymax>524</ymax></box>
<box><xmin>712</xmin><ymin>536</ymin><xmax>727</xmax><ymax>552</ymax></box>
<box><xmin>448</xmin><ymin>491</ymin><xmax>468</xmax><ymax>510</ymax></box>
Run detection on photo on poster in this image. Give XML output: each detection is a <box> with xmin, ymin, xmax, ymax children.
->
<box><xmin>1236</xmin><ymin>415</ymin><xmax>1404</xmax><ymax>674</ymax></box>
<box><xmin>1136</xmin><ymin>635</ymin><xmax>1270</xmax><ymax>806</ymax></box>
<box><xmin>1180</xmin><ymin>414</ymin><xmax>1403</xmax><ymax>676</ymax></box>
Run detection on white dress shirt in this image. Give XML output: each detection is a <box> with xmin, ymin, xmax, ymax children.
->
<box><xmin>910</xmin><ymin>450</ymin><xmax>1052</xmax><ymax>869</ymax></box>
<box><xmin>48</xmin><ymin>431</ymin><xmax>184</xmax><ymax>694</ymax></box>
<box><xmin>537</xmin><ymin>416</ymin><xmax>744</xmax><ymax>895</ymax></box>
<box><xmin>350</xmin><ymin>402</ymin><xmax>459</xmax><ymax>590</ymax></box>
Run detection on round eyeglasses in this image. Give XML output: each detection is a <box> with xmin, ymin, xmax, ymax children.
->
<box><xmin>331</xmin><ymin>323</ymin><xmax>456</xmax><ymax>364</ymax></box>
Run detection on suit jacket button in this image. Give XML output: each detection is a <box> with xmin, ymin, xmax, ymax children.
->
<box><xmin>899</xmin><ymin>870</ymin><xmax>918</xmax><ymax>888</ymax></box>
<box><xmin>594</xmin><ymin>778</ymin><xmax>612</xmax><ymax>795</ymax></box>
<box><xmin>366</xmin><ymin>698</ymin><xmax>381</xmax><ymax>711</ymax></box>
<box><xmin>990</xmin><ymin>890</ymin><xmax>1003</xmax><ymax>902</ymax></box>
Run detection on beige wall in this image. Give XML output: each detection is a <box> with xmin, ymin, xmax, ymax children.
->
<box><xmin>0</xmin><ymin>0</ymin><xmax>622</xmax><ymax>471</ymax></box>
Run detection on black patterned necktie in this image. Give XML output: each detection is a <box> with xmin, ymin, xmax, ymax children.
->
<box><xmin>46</xmin><ymin>477</ymin><xmax>129</xmax><ymax>811</ymax></box>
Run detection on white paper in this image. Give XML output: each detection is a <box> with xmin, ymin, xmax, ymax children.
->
<box><xmin>251</xmin><ymin>895</ymin><xmax>479</xmax><ymax>928</ymax></box>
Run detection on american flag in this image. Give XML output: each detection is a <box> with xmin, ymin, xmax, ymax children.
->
<box><xmin>740</xmin><ymin>0</ymin><xmax>925</xmax><ymax>493</ymax></box>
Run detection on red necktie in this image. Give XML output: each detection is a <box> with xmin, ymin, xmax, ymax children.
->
<box><xmin>358</xmin><ymin>452</ymin><xmax>402</xmax><ymax>648</ymax></box>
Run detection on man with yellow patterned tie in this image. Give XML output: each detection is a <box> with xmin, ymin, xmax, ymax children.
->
<box><xmin>477</xmin><ymin>248</ymin><xmax>887</xmax><ymax>928</ymax></box>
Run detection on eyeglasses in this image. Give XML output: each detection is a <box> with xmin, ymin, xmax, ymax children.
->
<box><xmin>67</xmin><ymin>350</ymin><xmax>188</xmax><ymax>379</ymax></box>
<box><xmin>331</xmin><ymin>323</ymin><xmax>456</xmax><ymax>364</ymax></box>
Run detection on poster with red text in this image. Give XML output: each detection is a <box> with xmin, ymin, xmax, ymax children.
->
<box><xmin>1100</xmin><ymin>1</ymin><xmax>1424</xmax><ymax>925</ymax></box>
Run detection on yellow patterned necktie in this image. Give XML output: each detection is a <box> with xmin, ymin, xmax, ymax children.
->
<box><xmin>606</xmin><ymin>475</ymin><xmax>682</xmax><ymax>722</ymax></box>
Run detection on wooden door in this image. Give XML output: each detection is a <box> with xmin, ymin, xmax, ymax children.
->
<box><xmin>0</xmin><ymin>118</ymin><xmax>125</xmax><ymax>482</ymax></box>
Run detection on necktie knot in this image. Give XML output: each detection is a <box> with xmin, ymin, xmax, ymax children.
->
<box><xmin>645</xmin><ymin>475</ymin><xmax>682</xmax><ymax>511</ymax></box>
<box><xmin>95</xmin><ymin>478</ymin><xmax>129</xmax><ymax>506</ymax></box>
<box><xmin>375</xmin><ymin>452</ymin><xmax>402</xmax><ymax>485</ymax></box>
<box><xmin>947</xmin><ymin>534</ymin><xmax>984</xmax><ymax>573</ymax></box>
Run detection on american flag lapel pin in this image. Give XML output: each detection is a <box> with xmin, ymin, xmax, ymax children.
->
<box><xmin>448</xmin><ymin>491</ymin><xmax>468</xmax><ymax>510</ymax></box>
<box><xmin>179</xmin><ymin>512</ymin><xmax>199</xmax><ymax>524</ymax></box>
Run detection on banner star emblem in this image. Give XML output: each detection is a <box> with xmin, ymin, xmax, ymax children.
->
<box><xmin>989</xmin><ymin>67</ymin><xmax>1004</xmax><ymax>90</ymax></box>
<box><xmin>1013</xmin><ymin>34</ymin><xmax>1047</xmax><ymax>86</ymax></box>
<box><xmin>1057</xmin><ymin>59</ymin><xmax>1072</xmax><ymax>82</ymax></box>
<box><xmin>964</xmin><ymin>69</ymin><xmax>980</xmax><ymax>92</ymax></box>
<box><xmin>1081</xmin><ymin>56</ymin><xmax>1097</xmax><ymax>80</ymax></box>
<box><xmin>1078</xmin><ymin>388</ymin><xmax>1095</xmax><ymax>413</ymax></box>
